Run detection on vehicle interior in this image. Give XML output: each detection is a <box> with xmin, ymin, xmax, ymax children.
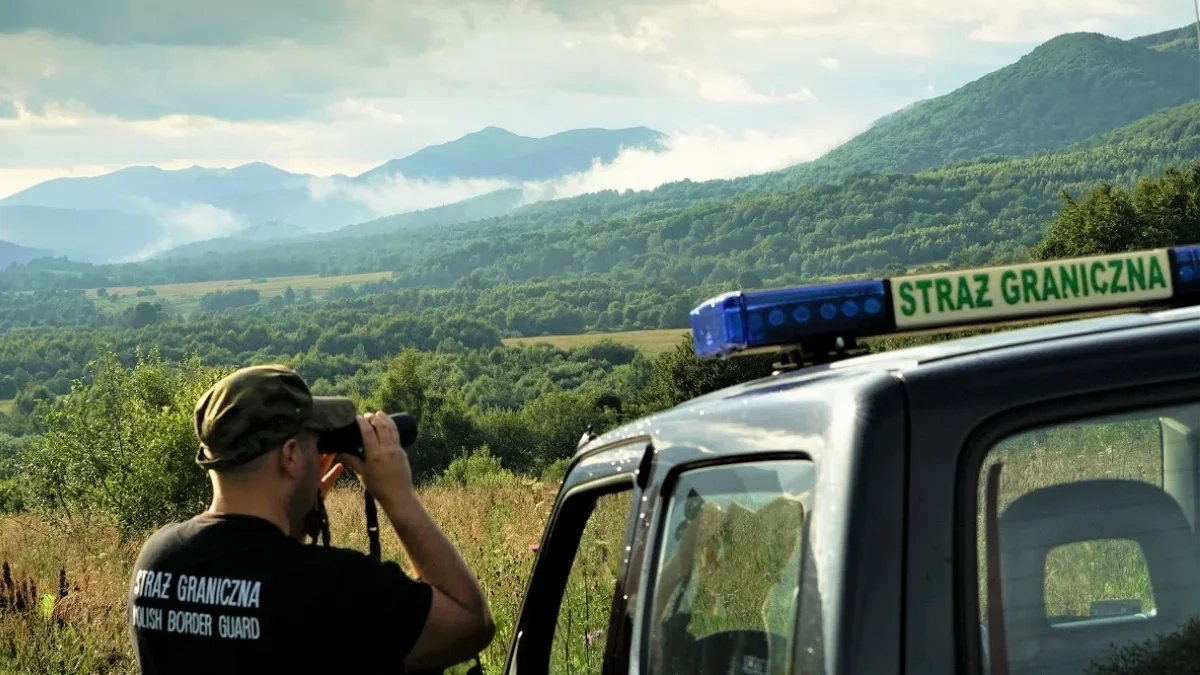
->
<box><xmin>980</xmin><ymin>401</ymin><xmax>1200</xmax><ymax>675</ymax></box>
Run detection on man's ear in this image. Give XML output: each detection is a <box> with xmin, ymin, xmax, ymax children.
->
<box><xmin>278</xmin><ymin>437</ymin><xmax>303</xmax><ymax>479</ymax></box>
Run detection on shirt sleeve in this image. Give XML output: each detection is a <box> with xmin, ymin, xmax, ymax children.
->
<box><xmin>297</xmin><ymin>546</ymin><xmax>434</xmax><ymax>669</ymax></box>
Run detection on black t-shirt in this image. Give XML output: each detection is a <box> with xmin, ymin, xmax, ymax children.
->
<box><xmin>128</xmin><ymin>513</ymin><xmax>433</xmax><ymax>675</ymax></box>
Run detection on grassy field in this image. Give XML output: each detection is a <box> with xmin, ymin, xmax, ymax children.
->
<box><xmin>86</xmin><ymin>271</ymin><xmax>393</xmax><ymax>314</ymax></box>
<box><xmin>502</xmin><ymin>329</ymin><xmax>689</xmax><ymax>356</ymax></box>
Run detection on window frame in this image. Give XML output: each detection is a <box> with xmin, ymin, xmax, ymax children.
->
<box><xmin>954</xmin><ymin>377</ymin><xmax>1200</xmax><ymax>675</ymax></box>
<box><xmin>506</xmin><ymin>470</ymin><xmax>638</xmax><ymax>675</ymax></box>
<box><xmin>636</xmin><ymin>453</ymin><xmax>816</xmax><ymax>675</ymax></box>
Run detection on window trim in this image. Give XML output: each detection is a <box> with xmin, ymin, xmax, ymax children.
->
<box><xmin>954</xmin><ymin>376</ymin><xmax>1200</xmax><ymax>675</ymax></box>
<box><xmin>636</xmin><ymin>453</ymin><xmax>815</xmax><ymax>675</ymax></box>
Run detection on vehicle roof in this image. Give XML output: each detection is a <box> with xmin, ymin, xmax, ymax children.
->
<box><xmin>574</xmin><ymin>304</ymin><xmax>1200</xmax><ymax>460</ymax></box>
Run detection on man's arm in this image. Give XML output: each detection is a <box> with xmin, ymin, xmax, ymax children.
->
<box><xmin>344</xmin><ymin>412</ymin><xmax>495</xmax><ymax>670</ymax></box>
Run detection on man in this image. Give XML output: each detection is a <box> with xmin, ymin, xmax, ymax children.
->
<box><xmin>127</xmin><ymin>364</ymin><xmax>495</xmax><ymax>674</ymax></box>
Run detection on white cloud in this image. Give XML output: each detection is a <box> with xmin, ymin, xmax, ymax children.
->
<box><xmin>820</xmin><ymin>56</ymin><xmax>841</xmax><ymax>69</ymax></box>
<box><xmin>310</xmin><ymin>174</ymin><xmax>514</xmax><ymax>215</ymax></box>
<box><xmin>124</xmin><ymin>201</ymin><xmax>247</xmax><ymax>261</ymax></box>
<box><xmin>660</xmin><ymin>65</ymin><xmax>816</xmax><ymax>104</ymax></box>
<box><xmin>307</xmin><ymin>123</ymin><xmax>856</xmax><ymax>219</ymax></box>
<box><xmin>523</xmin><ymin>125</ymin><xmax>852</xmax><ymax>201</ymax></box>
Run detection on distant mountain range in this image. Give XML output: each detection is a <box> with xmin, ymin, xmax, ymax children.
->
<box><xmin>0</xmin><ymin>127</ymin><xmax>667</xmax><ymax>263</ymax></box>
<box><xmin>3</xmin><ymin>22</ymin><xmax>1199</xmax><ymax>267</ymax></box>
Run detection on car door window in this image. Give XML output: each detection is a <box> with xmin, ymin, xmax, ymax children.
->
<box><xmin>550</xmin><ymin>489</ymin><xmax>635</xmax><ymax>675</ymax></box>
<box><xmin>645</xmin><ymin>460</ymin><xmax>814</xmax><ymax>675</ymax></box>
<box><xmin>973</xmin><ymin>401</ymin><xmax>1200</xmax><ymax>675</ymax></box>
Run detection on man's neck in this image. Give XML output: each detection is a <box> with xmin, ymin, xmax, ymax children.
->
<box><xmin>207</xmin><ymin>492</ymin><xmax>292</xmax><ymax>537</ymax></box>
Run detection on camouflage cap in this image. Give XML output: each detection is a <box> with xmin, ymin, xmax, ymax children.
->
<box><xmin>193</xmin><ymin>364</ymin><xmax>357</xmax><ymax>470</ymax></box>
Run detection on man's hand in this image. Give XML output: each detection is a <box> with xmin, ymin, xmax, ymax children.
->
<box><xmin>318</xmin><ymin>453</ymin><xmax>344</xmax><ymax>499</ymax></box>
<box><xmin>340</xmin><ymin>411</ymin><xmax>415</xmax><ymax>507</ymax></box>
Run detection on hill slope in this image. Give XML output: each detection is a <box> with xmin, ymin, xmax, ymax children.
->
<box><xmin>784</xmin><ymin>29</ymin><xmax>1200</xmax><ymax>184</ymax></box>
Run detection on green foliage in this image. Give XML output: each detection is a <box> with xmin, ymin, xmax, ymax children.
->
<box><xmin>632</xmin><ymin>337</ymin><xmax>777</xmax><ymax>416</ymax></box>
<box><xmin>436</xmin><ymin>446</ymin><xmax>518</xmax><ymax>489</ymax></box>
<box><xmin>1084</xmin><ymin>618</ymin><xmax>1200</xmax><ymax>675</ymax></box>
<box><xmin>198</xmin><ymin>288</ymin><xmax>260</xmax><ymax>312</ymax></box>
<box><xmin>1034</xmin><ymin>164</ymin><xmax>1200</xmax><ymax>259</ymax></box>
<box><xmin>20</xmin><ymin>349</ymin><xmax>232</xmax><ymax>539</ymax></box>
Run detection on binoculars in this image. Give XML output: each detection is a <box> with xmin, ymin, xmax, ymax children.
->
<box><xmin>316</xmin><ymin>412</ymin><xmax>418</xmax><ymax>460</ymax></box>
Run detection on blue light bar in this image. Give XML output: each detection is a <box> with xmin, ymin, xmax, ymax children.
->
<box><xmin>690</xmin><ymin>280</ymin><xmax>892</xmax><ymax>358</ymax></box>
<box><xmin>692</xmin><ymin>245</ymin><xmax>1200</xmax><ymax>359</ymax></box>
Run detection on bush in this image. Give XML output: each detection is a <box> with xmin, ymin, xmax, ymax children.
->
<box><xmin>20</xmin><ymin>348</ymin><xmax>233</xmax><ymax>540</ymax></box>
<box><xmin>539</xmin><ymin>457</ymin><xmax>570</xmax><ymax>485</ymax></box>
<box><xmin>435</xmin><ymin>446</ymin><xmax>517</xmax><ymax>489</ymax></box>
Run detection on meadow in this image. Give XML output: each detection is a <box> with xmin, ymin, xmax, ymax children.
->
<box><xmin>84</xmin><ymin>271</ymin><xmax>393</xmax><ymax>314</ymax></box>
<box><xmin>501</xmin><ymin>329</ymin><xmax>689</xmax><ymax>357</ymax></box>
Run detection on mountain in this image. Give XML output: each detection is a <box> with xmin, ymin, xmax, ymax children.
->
<box><xmin>0</xmin><ymin>205</ymin><xmax>163</xmax><ymax>262</ymax></box>
<box><xmin>0</xmin><ymin>126</ymin><xmax>668</xmax><ymax>263</ymax></box>
<box><xmin>783</xmin><ymin>28</ymin><xmax>1200</xmax><ymax>185</ymax></box>
<box><xmin>10</xmin><ymin>97</ymin><xmax>1200</xmax><ymax>294</ymax></box>
<box><xmin>0</xmin><ymin>240</ymin><xmax>50</xmax><ymax>268</ymax></box>
<box><xmin>1129</xmin><ymin>25</ymin><xmax>1199</xmax><ymax>54</ymax></box>
<box><xmin>155</xmin><ymin>221</ymin><xmax>312</xmax><ymax>259</ymax></box>
<box><xmin>355</xmin><ymin>127</ymin><xmax>667</xmax><ymax>183</ymax></box>
<box><xmin>326</xmin><ymin>188</ymin><xmax>526</xmax><ymax>239</ymax></box>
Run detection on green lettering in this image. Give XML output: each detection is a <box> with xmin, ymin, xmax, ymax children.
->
<box><xmin>1001</xmin><ymin>271</ymin><xmax>1020</xmax><ymax>305</ymax></box>
<box><xmin>915</xmin><ymin>280</ymin><xmax>934</xmax><ymax>314</ymax></box>
<box><xmin>1042</xmin><ymin>267</ymin><xmax>1061</xmax><ymax>301</ymax></box>
<box><xmin>935</xmin><ymin>278</ymin><xmax>954</xmax><ymax>313</ymax></box>
<box><xmin>1126</xmin><ymin>257</ymin><xmax>1146</xmax><ymax>291</ymax></box>
<box><xmin>1108</xmin><ymin>259</ymin><xmax>1126</xmax><ymax>293</ymax></box>
<box><xmin>898</xmin><ymin>281</ymin><xmax>916</xmax><ymax>317</ymax></box>
<box><xmin>1090</xmin><ymin>261</ymin><xmax>1108</xmax><ymax>294</ymax></box>
<box><xmin>956</xmin><ymin>277</ymin><xmax>975</xmax><ymax>310</ymax></box>
<box><xmin>1080</xmin><ymin>263</ymin><xmax>1091</xmax><ymax>296</ymax></box>
<box><xmin>974</xmin><ymin>274</ymin><xmax>993</xmax><ymax>308</ymax></box>
<box><xmin>1149</xmin><ymin>257</ymin><xmax>1167</xmax><ymax>290</ymax></box>
<box><xmin>1020</xmin><ymin>269</ymin><xmax>1041</xmax><ymax>303</ymax></box>
<box><xmin>1059</xmin><ymin>265</ymin><xmax>1079</xmax><ymax>298</ymax></box>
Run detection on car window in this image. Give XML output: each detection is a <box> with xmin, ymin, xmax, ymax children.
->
<box><xmin>974</xmin><ymin>402</ymin><xmax>1200</xmax><ymax>675</ymax></box>
<box><xmin>645</xmin><ymin>460</ymin><xmax>814</xmax><ymax>675</ymax></box>
<box><xmin>550</xmin><ymin>489</ymin><xmax>635</xmax><ymax>675</ymax></box>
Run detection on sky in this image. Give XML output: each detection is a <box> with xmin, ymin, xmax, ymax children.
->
<box><xmin>0</xmin><ymin>0</ymin><xmax>1194</xmax><ymax>200</ymax></box>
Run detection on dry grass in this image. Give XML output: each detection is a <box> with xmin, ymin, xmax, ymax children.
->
<box><xmin>0</xmin><ymin>479</ymin><xmax>569</xmax><ymax>674</ymax></box>
<box><xmin>85</xmin><ymin>271</ymin><xmax>393</xmax><ymax>314</ymax></box>
<box><xmin>502</xmin><ymin>329</ymin><xmax>689</xmax><ymax>356</ymax></box>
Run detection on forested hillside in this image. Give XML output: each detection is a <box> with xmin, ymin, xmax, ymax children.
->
<box><xmin>782</xmin><ymin>29</ymin><xmax>1200</xmax><ymax>183</ymax></box>
<box><xmin>4</xmin><ymin>99</ymin><xmax>1198</xmax><ymax>299</ymax></box>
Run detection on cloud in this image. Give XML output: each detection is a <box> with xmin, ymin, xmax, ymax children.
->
<box><xmin>524</xmin><ymin>125</ymin><xmax>851</xmax><ymax>201</ymax></box>
<box><xmin>308</xmin><ymin>123</ymin><xmax>856</xmax><ymax>221</ymax></box>
<box><xmin>820</xmin><ymin>57</ymin><xmax>841</xmax><ymax>69</ymax></box>
<box><xmin>660</xmin><ymin>65</ymin><xmax>816</xmax><ymax>104</ymax></box>
<box><xmin>0</xmin><ymin>0</ymin><xmax>433</xmax><ymax>49</ymax></box>
<box><xmin>124</xmin><ymin>201</ymin><xmax>247</xmax><ymax>261</ymax></box>
<box><xmin>310</xmin><ymin>174</ymin><xmax>514</xmax><ymax>216</ymax></box>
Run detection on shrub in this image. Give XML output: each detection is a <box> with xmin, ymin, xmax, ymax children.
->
<box><xmin>436</xmin><ymin>446</ymin><xmax>517</xmax><ymax>489</ymax></box>
<box><xmin>20</xmin><ymin>348</ymin><xmax>233</xmax><ymax>540</ymax></box>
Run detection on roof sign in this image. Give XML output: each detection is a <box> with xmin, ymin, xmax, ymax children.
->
<box><xmin>690</xmin><ymin>245</ymin><xmax>1200</xmax><ymax>359</ymax></box>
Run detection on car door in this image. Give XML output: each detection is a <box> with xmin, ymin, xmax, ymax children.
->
<box><xmin>502</xmin><ymin>440</ymin><xmax>647</xmax><ymax>675</ymax></box>
<box><xmin>902</xmin><ymin>310</ymin><xmax>1200</xmax><ymax>675</ymax></box>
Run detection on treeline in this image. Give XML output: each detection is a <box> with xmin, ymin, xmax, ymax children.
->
<box><xmin>0</xmin><ymin>338</ymin><xmax>778</xmax><ymax>533</ymax></box>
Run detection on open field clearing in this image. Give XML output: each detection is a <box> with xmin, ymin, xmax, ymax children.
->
<box><xmin>502</xmin><ymin>328</ymin><xmax>689</xmax><ymax>356</ymax></box>
<box><xmin>85</xmin><ymin>271</ymin><xmax>393</xmax><ymax>308</ymax></box>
